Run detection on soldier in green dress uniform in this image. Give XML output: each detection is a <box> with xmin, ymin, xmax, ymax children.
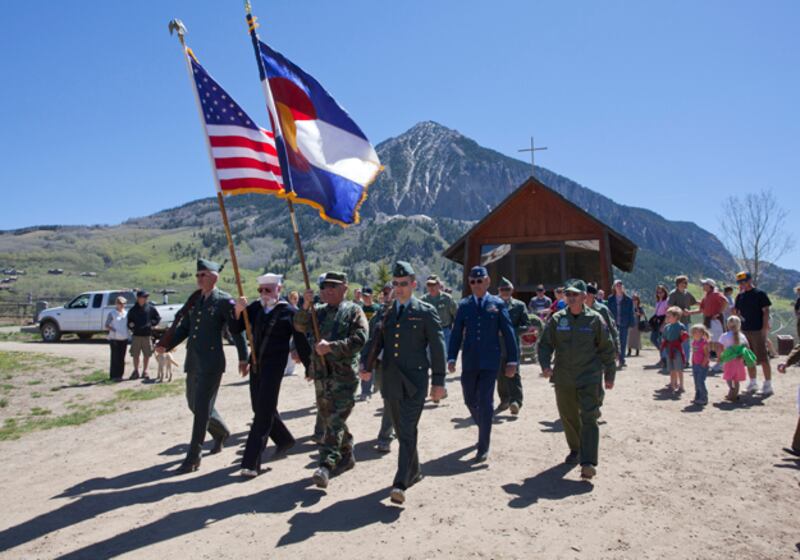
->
<box><xmin>538</xmin><ymin>279</ymin><xmax>616</xmax><ymax>480</ymax></box>
<box><xmin>361</xmin><ymin>261</ymin><xmax>447</xmax><ymax>504</ymax></box>
<box><xmin>295</xmin><ymin>271</ymin><xmax>369</xmax><ymax>489</ymax></box>
<box><xmin>156</xmin><ymin>258</ymin><xmax>249</xmax><ymax>474</ymax></box>
<box><xmin>495</xmin><ymin>277</ymin><xmax>531</xmax><ymax>416</ymax></box>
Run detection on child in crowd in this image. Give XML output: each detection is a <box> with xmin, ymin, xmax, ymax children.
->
<box><xmin>718</xmin><ymin>315</ymin><xmax>754</xmax><ymax>402</ymax></box>
<box><xmin>690</xmin><ymin>324</ymin><xmax>710</xmax><ymax>405</ymax></box>
<box><xmin>661</xmin><ymin>306</ymin><xmax>688</xmax><ymax>393</ymax></box>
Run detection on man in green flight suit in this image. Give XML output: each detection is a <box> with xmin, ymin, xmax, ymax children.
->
<box><xmin>361</xmin><ymin>261</ymin><xmax>447</xmax><ymax>504</ymax></box>
<box><xmin>156</xmin><ymin>258</ymin><xmax>249</xmax><ymax>474</ymax></box>
<box><xmin>296</xmin><ymin>271</ymin><xmax>369</xmax><ymax>489</ymax></box>
<box><xmin>495</xmin><ymin>277</ymin><xmax>531</xmax><ymax>416</ymax></box>
<box><xmin>538</xmin><ymin>279</ymin><xmax>616</xmax><ymax>480</ymax></box>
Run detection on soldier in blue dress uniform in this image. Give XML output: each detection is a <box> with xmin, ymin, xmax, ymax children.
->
<box><xmin>447</xmin><ymin>266</ymin><xmax>518</xmax><ymax>462</ymax></box>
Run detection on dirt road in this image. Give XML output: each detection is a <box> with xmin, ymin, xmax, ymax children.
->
<box><xmin>0</xmin><ymin>340</ymin><xmax>798</xmax><ymax>559</ymax></box>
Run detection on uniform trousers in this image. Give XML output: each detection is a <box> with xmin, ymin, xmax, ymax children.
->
<box><xmin>375</xmin><ymin>363</ymin><xmax>395</xmax><ymax>443</ymax></box>
<box><xmin>461</xmin><ymin>369</ymin><xmax>497</xmax><ymax>454</ymax></box>
<box><xmin>243</xmin><ymin>361</ymin><xmax>294</xmax><ymax>471</ymax></box>
<box><xmin>554</xmin><ymin>382</ymin><xmax>604</xmax><ymax>466</ymax></box>
<box><xmin>315</xmin><ymin>377</ymin><xmax>358</xmax><ymax>470</ymax></box>
<box><xmin>185</xmin><ymin>369</ymin><xmax>228</xmax><ymax>460</ymax></box>
<box><xmin>385</xmin><ymin>388</ymin><xmax>426</xmax><ymax>490</ymax></box>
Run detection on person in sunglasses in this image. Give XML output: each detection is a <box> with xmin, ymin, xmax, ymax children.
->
<box><xmin>155</xmin><ymin>258</ymin><xmax>249</xmax><ymax>474</ymax></box>
<box><xmin>448</xmin><ymin>266</ymin><xmax>518</xmax><ymax>463</ymax></box>
<box><xmin>232</xmin><ymin>273</ymin><xmax>311</xmax><ymax>478</ymax></box>
<box><xmin>360</xmin><ymin>261</ymin><xmax>447</xmax><ymax>504</ymax></box>
<box><xmin>538</xmin><ymin>279</ymin><xmax>616</xmax><ymax>480</ymax></box>
<box><xmin>296</xmin><ymin>271</ymin><xmax>369</xmax><ymax>489</ymax></box>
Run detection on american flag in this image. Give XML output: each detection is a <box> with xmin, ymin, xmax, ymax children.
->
<box><xmin>190</xmin><ymin>56</ymin><xmax>283</xmax><ymax>195</ymax></box>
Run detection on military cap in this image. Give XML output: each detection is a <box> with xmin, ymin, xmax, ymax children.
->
<box><xmin>362</xmin><ymin>286</ymin><xmax>373</xmax><ymax>295</ymax></box>
<box><xmin>469</xmin><ymin>266</ymin><xmax>488</xmax><ymax>279</ymax></box>
<box><xmin>197</xmin><ymin>258</ymin><xmax>221</xmax><ymax>273</ymax></box>
<box><xmin>564</xmin><ymin>279</ymin><xmax>587</xmax><ymax>294</ymax></box>
<box><xmin>426</xmin><ymin>274</ymin><xmax>440</xmax><ymax>285</ymax></box>
<box><xmin>393</xmin><ymin>261</ymin><xmax>415</xmax><ymax>277</ymax></box>
<box><xmin>136</xmin><ymin>290</ymin><xmax>150</xmax><ymax>298</ymax></box>
<box><xmin>498</xmin><ymin>277</ymin><xmax>513</xmax><ymax>289</ymax></box>
<box><xmin>586</xmin><ymin>283</ymin><xmax>599</xmax><ymax>295</ymax></box>
<box><xmin>383</xmin><ymin>282</ymin><xmax>393</xmax><ymax>291</ymax></box>
<box><xmin>321</xmin><ymin>271</ymin><xmax>347</xmax><ymax>284</ymax></box>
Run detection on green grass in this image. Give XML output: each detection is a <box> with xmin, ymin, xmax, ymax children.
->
<box><xmin>26</xmin><ymin>379</ymin><xmax>42</xmax><ymax>386</ymax></box>
<box><xmin>0</xmin><ymin>351</ymin><xmax>76</xmax><ymax>377</ymax></box>
<box><xmin>30</xmin><ymin>391</ymin><xmax>42</xmax><ymax>399</ymax></box>
<box><xmin>0</xmin><ymin>331</ymin><xmax>39</xmax><ymax>342</ymax></box>
<box><xmin>0</xmin><ymin>398</ymin><xmax>7</xmax><ymax>408</ymax></box>
<box><xmin>0</xmin><ymin>380</ymin><xmax>184</xmax><ymax>441</ymax></box>
<box><xmin>115</xmin><ymin>382</ymin><xmax>183</xmax><ymax>402</ymax></box>
<box><xmin>0</xmin><ymin>400</ymin><xmax>118</xmax><ymax>441</ymax></box>
<box><xmin>79</xmin><ymin>369</ymin><xmax>112</xmax><ymax>385</ymax></box>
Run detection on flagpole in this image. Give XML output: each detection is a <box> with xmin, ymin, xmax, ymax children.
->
<box><xmin>169</xmin><ymin>19</ymin><xmax>258</xmax><ymax>374</ymax></box>
<box><xmin>243</xmin><ymin>1</ymin><xmax>326</xmax><ymax>360</ymax></box>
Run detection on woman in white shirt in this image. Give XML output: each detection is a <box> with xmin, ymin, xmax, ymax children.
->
<box><xmin>106</xmin><ymin>296</ymin><xmax>129</xmax><ymax>381</ymax></box>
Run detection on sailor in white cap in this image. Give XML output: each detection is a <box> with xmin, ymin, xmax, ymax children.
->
<box><xmin>232</xmin><ymin>272</ymin><xmax>311</xmax><ymax>478</ymax></box>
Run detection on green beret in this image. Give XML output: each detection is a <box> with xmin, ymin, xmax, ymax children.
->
<box><xmin>564</xmin><ymin>278</ymin><xmax>587</xmax><ymax>294</ymax></box>
<box><xmin>498</xmin><ymin>277</ymin><xmax>513</xmax><ymax>289</ymax></box>
<box><xmin>197</xmin><ymin>258</ymin><xmax>221</xmax><ymax>273</ymax></box>
<box><xmin>393</xmin><ymin>261</ymin><xmax>415</xmax><ymax>277</ymax></box>
<box><xmin>322</xmin><ymin>271</ymin><xmax>347</xmax><ymax>284</ymax></box>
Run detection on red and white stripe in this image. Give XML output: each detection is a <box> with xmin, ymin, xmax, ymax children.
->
<box><xmin>207</xmin><ymin>124</ymin><xmax>283</xmax><ymax>194</ymax></box>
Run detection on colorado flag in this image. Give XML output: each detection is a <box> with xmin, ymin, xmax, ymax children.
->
<box><xmin>257</xmin><ymin>41</ymin><xmax>382</xmax><ymax>227</ymax></box>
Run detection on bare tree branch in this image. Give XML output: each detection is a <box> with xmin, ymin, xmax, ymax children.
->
<box><xmin>718</xmin><ymin>188</ymin><xmax>795</xmax><ymax>285</ymax></box>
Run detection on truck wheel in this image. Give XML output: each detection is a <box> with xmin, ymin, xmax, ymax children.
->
<box><xmin>40</xmin><ymin>321</ymin><xmax>62</xmax><ymax>342</ymax></box>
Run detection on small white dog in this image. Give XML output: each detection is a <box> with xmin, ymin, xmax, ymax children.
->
<box><xmin>156</xmin><ymin>349</ymin><xmax>179</xmax><ymax>383</ymax></box>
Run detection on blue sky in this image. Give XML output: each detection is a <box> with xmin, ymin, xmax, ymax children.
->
<box><xmin>1</xmin><ymin>1</ymin><xmax>798</xmax><ymax>270</ymax></box>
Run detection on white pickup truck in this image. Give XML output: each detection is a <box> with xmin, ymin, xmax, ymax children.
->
<box><xmin>37</xmin><ymin>290</ymin><xmax>181</xmax><ymax>342</ymax></box>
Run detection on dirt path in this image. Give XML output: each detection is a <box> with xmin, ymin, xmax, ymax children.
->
<box><xmin>0</xmin><ymin>342</ymin><xmax>798</xmax><ymax>559</ymax></box>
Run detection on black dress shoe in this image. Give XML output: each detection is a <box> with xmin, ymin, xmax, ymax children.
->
<box><xmin>474</xmin><ymin>450</ymin><xmax>489</xmax><ymax>464</ymax></box>
<box><xmin>783</xmin><ymin>447</ymin><xmax>800</xmax><ymax>458</ymax></box>
<box><xmin>565</xmin><ymin>450</ymin><xmax>580</xmax><ymax>465</ymax></box>
<box><xmin>176</xmin><ymin>457</ymin><xmax>200</xmax><ymax>474</ymax></box>
<box><xmin>210</xmin><ymin>434</ymin><xmax>228</xmax><ymax>455</ymax></box>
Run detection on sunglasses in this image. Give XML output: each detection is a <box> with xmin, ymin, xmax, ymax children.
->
<box><xmin>257</xmin><ymin>286</ymin><xmax>276</xmax><ymax>293</ymax></box>
<box><xmin>469</xmin><ymin>279</ymin><xmax>484</xmax><ymax>285</ymax></box>
<box><xmin>392</xmin><ymin>280</ymin><xmax>410</xmax><ymax>287</ymax></box>
<box><xmin>195</xmin><ymin>272</ymin><xmax>210</xmax><ymax>278</ymax></box>
<box><xmin>736</xmin><ymin>279</ymin><xmax>747</xmax><ymax>284</ymax></box>
<box><xmin>499</xmin><ymin>287</ymin><xmax>512</xmax><ymax>291</ymax></box>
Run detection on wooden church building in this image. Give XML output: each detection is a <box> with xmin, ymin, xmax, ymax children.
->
<box><xmin>443</xmin><ymin>177</ymin><xmax>638</xmax><ymax>302</ymax></box>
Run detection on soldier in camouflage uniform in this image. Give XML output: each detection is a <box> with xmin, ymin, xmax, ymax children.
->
<box><xmin>538</xmin><ymin>279</ymin><xmax>616</xmax><ymax>480</ymax></box>
<box><xmin>295</xmin><ymin>271</ymin><xmax>369</xmax><ymax>489</ymax></box>
<box><xmin>495</xmin><ymin>277</ymin><xmax>531</xmax><ymax>416</ymax></box>
<box><xmin>422</xmin><ymin>274</ymin><xmax>458</xmax><ymax>347</ymax></box>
